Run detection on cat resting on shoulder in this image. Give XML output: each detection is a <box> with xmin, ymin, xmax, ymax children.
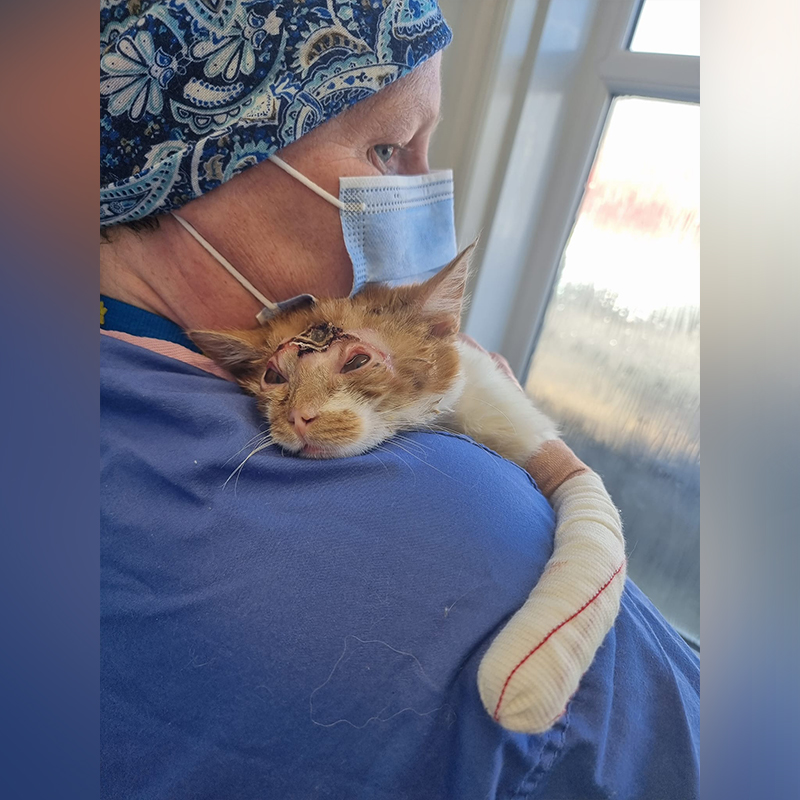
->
<box><xmin>192</xmin><ymin>245</ymin><xmax>626</xmax><ymax>734</ymax></box>
<box><xmin>190</xmin><ymin>244</ymin><xmax>556</xmax><ymax>464</ymax></box>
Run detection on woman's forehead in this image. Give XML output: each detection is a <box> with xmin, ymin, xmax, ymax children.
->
<box><xmin>339</xmin><ymin>53</ymin><xmax>442</xmax><ymax>136</ymax></box>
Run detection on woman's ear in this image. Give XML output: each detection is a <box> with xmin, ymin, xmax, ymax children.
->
<box><xmin>189</xmin><ymin>329</ymin><xmax>264</xmax><ymax>377</ymax></box>
<box><xmin>409</xmin><ymin>240</ymin><xmax>477</xmax><ymax>337</ymax></box>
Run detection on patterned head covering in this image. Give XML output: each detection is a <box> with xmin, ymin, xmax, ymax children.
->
<box><xmin>100</xmin><ymin>1</ymin><xmax>451</xmax><ymax>227</ymax></box>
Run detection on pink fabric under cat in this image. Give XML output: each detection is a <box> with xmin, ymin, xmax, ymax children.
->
<box><xmin>100</xmin><ymin>329</ymin><xmax>236</xmax><ymax>383</ymax></box>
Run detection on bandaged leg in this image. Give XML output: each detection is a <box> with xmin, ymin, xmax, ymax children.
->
<box><xmin>477</xmin><ymin>440</ymin><xmax>626</xmax><ymax>733</ymax></box>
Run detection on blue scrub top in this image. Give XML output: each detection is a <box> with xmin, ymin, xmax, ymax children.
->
<box><xmin>101</xmin><ymin>333</ymin><xmax>699</xmax><ymax>799</ymax></box>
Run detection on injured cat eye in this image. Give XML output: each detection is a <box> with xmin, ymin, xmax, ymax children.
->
<box><xmin>341</xmin><ymin>353</ymin><xmax>371</xmax><ymax>373</ymax></box>
<box><xmin>263</xmin><ymin>367</ymin><xmax>287</xmax><ymax>385</ymax></box>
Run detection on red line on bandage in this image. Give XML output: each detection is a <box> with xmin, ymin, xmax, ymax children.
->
<box><xmin>492</xmin><ymin>560</ymin><xmax>626</xmax><ymax>721</ymax></box>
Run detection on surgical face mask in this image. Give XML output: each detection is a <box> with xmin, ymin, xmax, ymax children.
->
<box><xmin>171</xmin><ymin>155</ymin><xmax>457</xmax><ymax>325</ymax></box>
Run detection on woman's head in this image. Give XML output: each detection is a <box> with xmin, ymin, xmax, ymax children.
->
<box><xmin>100</xmin><ymin>1</ymin><xmax>451</xmax><ymax>227</ymax></box>
<box><xmin>100</xmin><ymin>1</ymin><xmax>453</xmax><ymax>330</ymax></box>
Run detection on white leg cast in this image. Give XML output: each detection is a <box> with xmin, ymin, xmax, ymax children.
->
<box><xmin>477</xmin><ymin>469</ymin><xmax>626</xmax><ymax>733</ymax></box>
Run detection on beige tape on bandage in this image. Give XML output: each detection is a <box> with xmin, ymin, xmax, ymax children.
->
<box><xmin>525</xmin><ymin>439</ymin><xmax>590</xmax><ymax>499</ymax></box>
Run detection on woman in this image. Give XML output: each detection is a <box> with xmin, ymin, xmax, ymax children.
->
<box><xmin>100</xmin><ymin>2</ymin><xmax>699</xmax><ymax>797</ymax></box>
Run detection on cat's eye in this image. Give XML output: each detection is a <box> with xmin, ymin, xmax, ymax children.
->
<box><xmin>372</xmin><ymin>144</ymin><xmax>395</xmax><ymax>164</ymax></box>
<box><xmin>341</xmin><ymin>353</ymin><xmax>371</xmax><ymax>373</ymax></box>
<box><xmin>263</xmin><ymin>367</ymin><xmax>286</xmax><ymax>385</ymax></box>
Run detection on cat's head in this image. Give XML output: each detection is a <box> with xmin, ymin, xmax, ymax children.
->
<box><xmin>191</xmin><ymin>244</ymin><xmax>474</xmax><ymax>458</ymax></box>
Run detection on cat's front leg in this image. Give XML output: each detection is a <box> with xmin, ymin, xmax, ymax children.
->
<box><xmin>446</xmin><ymin>340</ymin><xmax>627</xmax><ymax>734</ymax></box>
<box><xmin>444</xmin><ymin>340</ymin><xmax>559</xmax><ymax>465</ymax></box>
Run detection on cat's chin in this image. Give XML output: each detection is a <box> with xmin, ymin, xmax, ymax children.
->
<box><xmin>298</xmin><ymin>443</ymin><xmax>340</xmax><ymax>459</ymax></box>
<box><xmin>283</xmin><ymin>441</ymin><xmax>372</xmax><ymax>460</ymax></box>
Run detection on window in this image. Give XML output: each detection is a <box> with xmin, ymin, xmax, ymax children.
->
<box><xmin>435</xmin><ymin>0</ymin><xmax>700</xmax><ymax>645</ymax></box>
<box><xmin>525</xmin><ymin>96</ymin><xmax>699</xmax><ymax>640</ymax></box>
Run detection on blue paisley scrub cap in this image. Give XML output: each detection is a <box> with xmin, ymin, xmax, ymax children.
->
<box><xmin>100</xmin><ymin>1</ymin><xmax>451</xmax><ymax>227</ymax></box>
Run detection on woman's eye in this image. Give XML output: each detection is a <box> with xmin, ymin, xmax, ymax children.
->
<box><xmin>263</xmin><ymin>368</ymin><xmax>286</xmax><ymax>385</ymax></box>
<box><xmin>341</xmin><ymin>353</ymin><xmax>371</xmax><ymax>373</ymax></box>
<box><xmin>372</xmin><ymin>144</ymin><xmax>395</xmax><ymax>164</ymax></box>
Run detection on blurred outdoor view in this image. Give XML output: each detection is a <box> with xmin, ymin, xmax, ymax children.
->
<box><xmin>629</xmin><ymin>0</ymin><xmax>700</xmax><ymax>57</ymax></box>
<box><xmin>525</xmin><ymin>97</ymin><xmax>700</xmax><ymax>643</ymax></box>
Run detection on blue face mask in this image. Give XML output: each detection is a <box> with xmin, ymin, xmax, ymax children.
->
<box><xmin>171</xmin><ymin>156</ymin><xmax>458</xmax><ymax>325</ymax></box>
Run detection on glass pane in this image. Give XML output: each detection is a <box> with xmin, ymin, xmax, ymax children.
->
<box><xmin>629</xmin><ymin>0</ymin><xmax>700</xmax><ymax>57</ymax></box>
<box><xmin>524</xmin><ymin>97</ymin><xmax>700</xmax><ymax>642</ymax></box>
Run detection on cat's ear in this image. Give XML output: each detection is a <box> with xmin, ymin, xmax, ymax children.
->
<box><xmin>411</xmin><ymin>241</ymin><xmax>476</xmax><ymax>337</ymax></box>
<box><xmin>189</xmin><ymin>329</ymin><xmax>264</xmax><ymax>376</ymax></box>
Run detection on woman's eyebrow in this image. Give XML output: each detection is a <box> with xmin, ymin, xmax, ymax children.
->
<box><xmin>391</xmin><ymin>103</ymin><xmax>442</xmax><ymax>139</ymax></box>
<box><xmin>350</xmin><ymin>95</ymin><xmax>441</xmax><ymax>142</ymax></box>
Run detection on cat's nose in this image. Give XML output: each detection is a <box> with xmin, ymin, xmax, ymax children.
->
<box><xmin>288</xmin><ymin>408</ymin><xmax>318</xmax><ymax>435</ymax></box>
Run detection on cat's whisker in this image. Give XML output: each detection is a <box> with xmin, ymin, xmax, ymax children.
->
<box><xmin>241</xmin><ymin>426</ymin><xmax>271</xmax><ymax>445</ymax></box>
<box><xmin>366</xmin><ymin>449</ymin><xmax>391</xmax><ymax>475</ymax></box>
<box><xmin>397</xmin><ymin>441</ymin><xmax>433</xmax><ymax>458</ymax></box>
<box><xmin>472</xmin><ymin>398</ymin><xmax>518</xmax><ymax>435</ymax></box>
<box><xmin>379</xmin><ymin>444</ymin><xmax>418</xmax><ymax>486</ymax></box>
<box><xmin>401</xmin><ymin>421</ymin><xmax>442</xmax><ymax>436</ymax></box>
<box><xmin>224</xmin><ymin>438</ymin><xmax>275</xmax><ymax>491</ymax></box>
<box><xmin>387</xmin><ymin>411</ymin><xmax>442</xmax><ymax>430</ymax></box>
<box><xmin>231</xmin><ymin>441</ymin><xmax>274</xmax><ymax>491</ymax></box>
<box><xmin>388</xmin><ymin>439</ymin><xmax>461</xmax><ymax>484</ymax></box>
<box><xmin>393</xmin><ymin>434</ymin><xmax>433</xmax><ymax>456</ymax></box>
<box><xmin>224</xmin><ymin>429</ymin><xmax>273</xmax><ymax>465</ymax></box>
<box><xmin>390</xmin><ymin>440</ymin><xmax>440</xmax><ymax>469</ymax></box>
<box><xmin>383</xmin><ymin>397</ymin><xmax>438</xmax><ymax>414</ymax></box>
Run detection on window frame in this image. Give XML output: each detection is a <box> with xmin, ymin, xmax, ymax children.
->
<box><xmin>451</xmin><ymin>0</ymin><xmax>700</xmax><ymax>379</ymax></box>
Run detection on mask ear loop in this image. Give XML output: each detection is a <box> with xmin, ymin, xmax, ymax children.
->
<box><xmin>269</xmin><ymin>155</ymin><xmax>366</xmax><ymax>213</ymax></box>
<box><xmin>171</xmin><ymin>211</ymin><xmax>282</xmax><ymax>319</ymax></box>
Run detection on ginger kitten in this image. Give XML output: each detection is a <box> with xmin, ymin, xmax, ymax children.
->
<box><xmin>191</xmin><ymin>245</ymin><xmax>626</xmax><ymax>736</ymax></box>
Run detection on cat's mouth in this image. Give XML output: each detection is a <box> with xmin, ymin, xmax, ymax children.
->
<box><xmin>299</xmin><ymin>443</ymin><xmax>339</xmax><ymax>459</ymax></box>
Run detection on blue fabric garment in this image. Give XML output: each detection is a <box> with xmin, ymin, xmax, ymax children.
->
<box><xmin>100</xmin><ymin>1</ymin><xmax>452</xmax><ymax>226</ymax></box>
<box><xmin>100</xmin><ymin>294</ymin><xmax>202</xmax><ymax>352</ymax></box>
<box><xmin>101</xmin><ymin>335</ymin><xmax>700</xmax><ymax>799</ymax></box>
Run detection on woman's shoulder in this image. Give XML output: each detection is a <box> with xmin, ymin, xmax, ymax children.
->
<box><xmin>101</xmin><ymin>330</ymin><xmax>554</xmax><ymax>540</ymax></box>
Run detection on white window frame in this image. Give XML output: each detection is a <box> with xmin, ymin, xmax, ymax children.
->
<box><xmin>434</xmin><ymin>0</ymin><xmax>699</xmax><ymax>378</ymax></box>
